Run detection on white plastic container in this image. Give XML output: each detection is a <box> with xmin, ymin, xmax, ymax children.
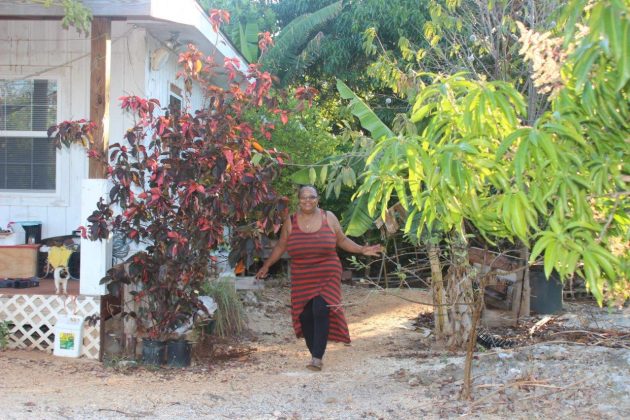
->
<box><xmin>0</xmin><ymin>224</ymin><xmax>24</xmax><ymax>245</ymax></box>
<box><xmin>53</xmin><ymin>315</ymin><xmax>85</xmax><ymax>358</ymax></box>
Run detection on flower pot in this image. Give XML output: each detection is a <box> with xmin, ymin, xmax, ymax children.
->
<box><xmin>529</xmin><ymin>268</ymin><xmax>563</xmax><ymax>314</ymax></box>
<box><xmin>141</xmin><ymin>338</ymin><xmax>166</xmax><ymax>366</ymax></box>
<box><xmin>166</xmin><ymin>339</ymin><xmax>192</xmax><ymax>368</ymax></box>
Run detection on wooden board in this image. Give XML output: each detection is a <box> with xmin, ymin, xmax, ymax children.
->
<box><xmin>480</xmin><ymin>308</ymin><xmax>517</xmax><ymax>328</ymax></box>
<box><xmin>234</xmin><ymin>276</ymin><xmax>264</xmax><ymax>291</ymax></box>
<box><xmin>0</xmin><ymin>245</ymin><xmax>40</xmax><ymax>278</ymax></box>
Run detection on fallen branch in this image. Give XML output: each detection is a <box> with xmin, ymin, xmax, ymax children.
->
<box><xmin>475</xmin><ymin>340</ymin><xmax>588</xmax><ymax>358</ymax></box>
<box><xmin>550</xmin><ymin>330</ymin><xmax>610</xmax><ymax>338</ymax></box>
<box><xmin>476</xmin><ymin>381</ymin><xmax>561</xmax><ymax>389</ymax></box>
<box><xmin>97</xmin><ymin>408</ymin><xmax>153</xmax><ymax>418</ymax></box>
<box><xmin>469</xmin><ymin>376</ymin><xmax>590</xmax><ymax>412</ymax></box>
<box><xmin>528</xmin><ymin>315</ymin><xmax>552</xmax><ymax>336</ymax></box>
<box><xmin>516</xmin><ymin>377</ymin><xmax>591</xmax><ymax>402</ymax></box>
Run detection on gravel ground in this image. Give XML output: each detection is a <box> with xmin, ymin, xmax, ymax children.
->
<box><xmin>1</xmin><ymin>285</ymin><xmax>628</xmax><ymax>419</ymax></box>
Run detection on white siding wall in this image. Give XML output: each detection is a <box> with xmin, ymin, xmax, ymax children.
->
<box><xmin>110</xmin><ymin>23</ymin><xmax>147</xmax><ymax>149</ymax></box>
<box><xmin>144</xmin><ymin>34</ymin><xmax>206</xmax><ymax>117</ymax></box>
<box><xmin>0</xmin><ymin>20</ymin><xmax>90</xmax><ymax>239</ymax></box>
<box><xmin>0</xmin><ymin>20</ymin><xmax>218</xmax><ymax>241</ymax></box>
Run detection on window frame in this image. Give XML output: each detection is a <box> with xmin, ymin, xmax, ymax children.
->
<box><xmin>0</xmin><ymin>69</ymin><xmax>71</xmax><ymax>207</ymax></box>
<box><xmin>168</xmin><ymin>84</ymin><xmax>183</xmax><ymax>118</ymax></box>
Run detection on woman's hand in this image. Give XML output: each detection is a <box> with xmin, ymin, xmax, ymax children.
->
<box><xmin>360</xmin><ymin>244</ymin><xmax>383</xmax><ymax>257</ymax></box>
<box><xmin>255</xmin><ymin>265</ymin><xmax>270</xmax><ymax>279</ymax></box>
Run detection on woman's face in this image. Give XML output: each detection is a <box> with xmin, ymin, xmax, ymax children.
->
<box><xmin>298</xmin><ymin>187</ymin><xmax>319</xmax><ymax>213</ymax></box>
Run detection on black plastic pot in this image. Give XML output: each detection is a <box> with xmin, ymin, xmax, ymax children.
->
<box><xmin>142</xmin><ymin>338</ymin><xmax>166</xmax><ymax>366</ymax></box>
<box><xmin>204</xmin><ymin>319</ymin><xmax>216</xmax><ymax>335</ymax></box>
<box><xmin>529</xmin><ymin>267</ymin><xmax>563</xmax><ymax>314</ymax></box>
<box><xmin>166</xmin><ymin>339</ymin><xmax>192</xmax><ymax>368</ymax></box>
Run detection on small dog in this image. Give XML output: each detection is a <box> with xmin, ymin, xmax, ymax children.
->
<box><xmin>54</xmin><ymin>266</ymin><xmax>70</xmax><ymax>294</ymax></box>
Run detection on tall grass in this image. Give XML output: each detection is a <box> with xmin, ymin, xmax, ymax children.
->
<box><xmin>202</xmin><ymin>278</ymin><xmax>246</xmax><ymax>337</ymax></box>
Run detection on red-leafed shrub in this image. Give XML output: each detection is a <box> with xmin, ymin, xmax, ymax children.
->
<box><xmin>83</xmin><ymin>45</ymin><xmax>303</xmax><ymax>339</ymax></box>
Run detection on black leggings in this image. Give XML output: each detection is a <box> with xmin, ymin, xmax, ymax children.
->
<box><xmin>299</xmin><ymin>296</ymin><xmax>330</xmax><ymax>359</ymax></box>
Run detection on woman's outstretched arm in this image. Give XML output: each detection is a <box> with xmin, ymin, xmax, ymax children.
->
<box><xmin>327</xmin><ymin>211</ymin><xmax>382</xmax><ymax>256</ymax></box>
<box><xmin>255</xmin><ymin>218</ymin><xmax>291</xmax><ymax>279</ymax></box>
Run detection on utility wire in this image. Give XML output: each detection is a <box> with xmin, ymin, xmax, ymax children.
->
<box><xmin>5</xmin><ymin>27</ymin><xmax>136</xmax><ymax>82</ymax></box>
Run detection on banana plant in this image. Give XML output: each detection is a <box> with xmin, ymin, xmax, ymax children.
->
<box><xmin>261</xmin><ymin>1</ymin><xmax>344</xmax><ymax>85</ymax></box>
<box><xmin>290</xmin><ymin>79</ymin><xmax>394</xmax><ymax>235</ymax></box>
<box><xmin>238</xmin><ymin>21</ymin><xmax>259</xmax><ymax>63</ymax></box>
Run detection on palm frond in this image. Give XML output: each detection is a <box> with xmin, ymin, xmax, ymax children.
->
<box><xmin>262</xmin><ymin>1</ymin><xmax>343</xmax><ymax>83</ymax></box>
<box><xmin>282</xmin><ymin>31</ymin><xmax>326</xmax><ymax>84</ymax></box>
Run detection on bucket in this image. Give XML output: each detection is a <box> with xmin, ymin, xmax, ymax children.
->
<box><xmin>142</xmin><ymin>338</ymin><xmax>166</xmax><ymax>366</ymax></box>
<box><xmin>53</xmin><ymin>315</ymin><xmax>85</xmax><ymax>358</ymax></box>
<box><xmin>166</xmin><ymin>339</ymin><xmax>192</xmax><ymax>368</ymax></box>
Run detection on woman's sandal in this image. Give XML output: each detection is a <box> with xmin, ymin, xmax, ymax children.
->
<box><xmin>306</xmin><ymin>357</ymin><xmax>323</xmax><ymax>371</ymax></box>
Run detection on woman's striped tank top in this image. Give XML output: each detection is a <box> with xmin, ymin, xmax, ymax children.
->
<box><xmin>286</xmin><ymin>209</ymin><xmax>350</xmax><ymax>343</ymax></box>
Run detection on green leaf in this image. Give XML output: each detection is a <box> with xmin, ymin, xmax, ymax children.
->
<box><xmin>572</xmin><ymin>44</ymin><xmax>600</xmax><ymax>93</ymax></box>
<box><xmin>319</xmin><ymin>164</ymin><xmax>328</xmax><ymax>184</ymax></box>
<box><xmin>239</xmin><ymin>22</ymin><xmax>259</xmax><ymax>63</ymax></box>
<box><xmin>344</xmin><ymin>194</ymin><xmax>374</xmax><ymax>236</ymax></box>
<box><xmin>251</xmin><ymin>153</ymin><xmax>262</xmax><ymax>166</ymax></box>
<box><xmin>308</xmin><ymin>167</ymin><xmax>317</xmax><ymax>185</ymax></box>
<box><xmin>543</xmin><ymin>240</ymin><xmax>558</xmax><ymax>279</ymax></box>
<box><xmin>341</xmin><ymin>167</ymin><xmax>355</xmax><ymax>187</ymax></box>
<box><xmin>543</xmin><ymin>123</ymin><xmax>587</xmax><ymax>146</ymax></box>
<box><xmin>602</xmin><ymin>5</ymin><xmax>622</xmax><ymax>61</ymax></box>
<box><xmin>530</xmin><ymin>234</ymin><xmax>554</xmax><ymax>263</ymax></box>
<box><xmin>333</xmin><ymin>176</ymin><xmax>342</xmax><ymax>197</ymax></box>
<box><xmin>337</xmin><ymin>79</ymin><xmax>395</xmax><ymax>141</ymax></box>
<box><xmin>616</xmin><ymin>18</ymin><xmax>630</xmax><ymax>91</ymax></box>
<box><xmin>582</xmin><ymin>251</ymin><xmax>604</xmax><ymax>304</ymax></box>
<box><xmin>498</xmin><ymin>128</ymin><xmax>528</xmax><ymax>158</ymax></box>
<box><xmin>290</xmin><ymin>155</ymin><xmax>339</xmax><ymax>185</ymax></box>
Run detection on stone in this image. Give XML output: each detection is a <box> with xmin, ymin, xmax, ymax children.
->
<box><xmin>408</xmin><ymin>377</ymin><xmax>421</xmax><ymax>387</ymax></box>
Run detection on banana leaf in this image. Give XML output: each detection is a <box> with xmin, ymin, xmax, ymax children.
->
<box><xmin>342</xmin><ymin>194</ymin><xmax>374</xmax><ymax>237</ymax></box>
<box><xmin>239</xmin><ymin>22</ymin><xmax>259</xmax><ymax>63</ymax></box>
<box><xmin>336</xmin><ymin>79</ymin><xmax>394</xmax><ymax>141</ymax></box>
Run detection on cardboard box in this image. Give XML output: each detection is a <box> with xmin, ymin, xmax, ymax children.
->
<box><xmin>0</xmin><ymin>244</ymin><xmax>40</xmax><ymax>279</ymax></box>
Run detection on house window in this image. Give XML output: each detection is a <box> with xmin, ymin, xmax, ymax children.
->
<box><xmin>169</xmin><ymin>83</ymin><xmax>182</xmax><ymax>118</ymax></box>
<box><xmin>0</xmin><ymin>79</ymin><xmax>58</xmax><ymax>191</ymax></box>
<box><xmin>169</xmin><ymin>94</ymin><xmax>182</xmax><ymax>118</ymax></box>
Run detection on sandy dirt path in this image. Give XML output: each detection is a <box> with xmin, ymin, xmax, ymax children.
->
<box><xmin>1</xmin><ymin>285</ymin><xmax>628</xmax><ymax>419</ymax></box>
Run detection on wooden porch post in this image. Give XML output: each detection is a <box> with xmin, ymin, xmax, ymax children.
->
<box><xmin>89</xmin><ymin>17</ymin><xmax>111</xmax><ymax>362</ymax></box>
<box><xmin>89</xmin><ymin>17</ymin><xmax>111</xmax><ymax>179</ymax></box>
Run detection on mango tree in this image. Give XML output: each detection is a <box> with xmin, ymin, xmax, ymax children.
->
<box><xmin>356</xmin><ymin>74</ymin><xmax>526</xmax><ymax>347</ymax></box>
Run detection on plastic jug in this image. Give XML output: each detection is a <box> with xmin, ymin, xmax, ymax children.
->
<box><xmin>53</xmin><ymin>315</ymin><xmax>84</xmax><ymax>357</ymax></box>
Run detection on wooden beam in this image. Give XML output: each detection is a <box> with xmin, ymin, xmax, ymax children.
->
<box><xmin>468</xmin><ymin>247</ymin><xmax>523</xmax><ymax>272</ymax></box>
<box><xmin>89</xmin><ymin>17</ymin><xmax>111</xmax><ymax>179</ymax></box>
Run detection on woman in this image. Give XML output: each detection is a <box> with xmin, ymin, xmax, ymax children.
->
<box><xmin>256</xmin><ymin>185</ymin><xmax>381</xmax><ymax>371</ymax></box>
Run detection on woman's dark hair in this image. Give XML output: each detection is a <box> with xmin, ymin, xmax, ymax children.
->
<box><xmin>298</xmin><ymin>184</ymin><xmax>318</xmax><ymax>197</ymax></box>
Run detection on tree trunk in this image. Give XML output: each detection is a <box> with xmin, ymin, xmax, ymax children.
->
<box><xmin>513</xmin><ymin>245</ymin><xmax>531</xmax><ymax>323</ymax></box>
<box><xmin>445</xmin><ymin>231</ymin><xmax>474</xmax><ymax>349</ymax></box>
<box><xmin>462</xmin><ymin>269</ymin><xmax>487</xmax><ymax>399</ymax></box>
<box><xmin>428</xmin><ymin>242</ymin><xmax>450</xmax><ymax>341</ymax></box>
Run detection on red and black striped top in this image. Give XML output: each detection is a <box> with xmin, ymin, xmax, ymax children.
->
<box><xmin>286</xmin><ymin>209</ymin><xmax>350</xmax><ymax>343</ymax></box>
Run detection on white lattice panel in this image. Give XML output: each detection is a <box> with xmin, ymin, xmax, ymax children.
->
<box><xmin>0</xmin><ymin>294</ymin><xmax>100</xmax><ymax>359</ymax></box>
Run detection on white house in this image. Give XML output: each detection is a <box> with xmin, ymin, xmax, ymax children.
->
<box><xmin>0</xmin><ymin>0</ymin><xmax>247</xmax><ymax>358</ymax></box>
